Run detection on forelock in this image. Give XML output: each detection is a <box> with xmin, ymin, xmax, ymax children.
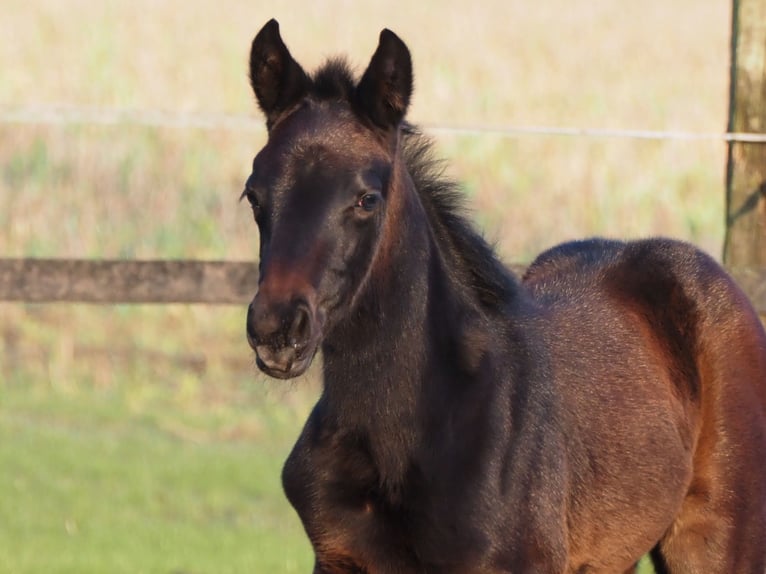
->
<box><xmin>310</xmin><ymin>58</ymin><xmax>357</xmax><ymax>102</ymax></box>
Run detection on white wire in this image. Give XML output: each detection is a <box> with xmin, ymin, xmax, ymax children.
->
<box><xmin>423</xmin><ymin>123</ymin><xmax>766</xmax><ymax>143</ymax></box>
<box><xmin>2</xmin><ymin>105</ymin><xmax>766</xmax><ymax>143</ymax></box>
<box><xmin>0</xmin><ymin>105</ymin><xmax>263</xmax><ymax>131</ymax></box>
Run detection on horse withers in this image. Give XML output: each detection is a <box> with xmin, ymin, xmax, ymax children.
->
<box><xmin>242</xmin><ymin>19</ymin><xmax>766</xmax><ymax>573</ymax></box>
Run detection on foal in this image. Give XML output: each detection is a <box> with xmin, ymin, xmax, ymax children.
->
<box><xmin>243</xmin><ymin>19</ymin><xmax>766</xmax><ymax>573</ymax></box>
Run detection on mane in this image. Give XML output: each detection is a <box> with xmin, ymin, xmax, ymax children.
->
<box><xmin>309</xmin><ymin>59</ymin><xmax>520</xmax><ymax>311</ymax></box>
<box><xmin>400</xmin><ymin>126</ymin><xmax>520</xmax><ymax>311</ymax></box>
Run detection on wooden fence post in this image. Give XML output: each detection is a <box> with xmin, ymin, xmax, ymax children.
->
<box><xmin>724</xmin><ymin>0</ymin><xmax>766</xmax><ymax>267</ymax></box>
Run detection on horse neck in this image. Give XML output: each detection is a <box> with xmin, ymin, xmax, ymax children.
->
<box><xmin>323</xmin><ymin>157</ymin><xmax>432</xmax><ymax>390</ymax></box>
<box><xmin>320</xmin><ymin>157</ymin><xmax>463</xmax><ymax>484</ymax></box>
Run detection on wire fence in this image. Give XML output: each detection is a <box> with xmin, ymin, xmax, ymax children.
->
<box><xmin>3</xmin><ymin>104</ymin><xmax>766</xmax><ymax>143</ymax></box>
<box><xmin>2</xmin><ymin>104</ymin><xmax>765</xmax><ymax>312</ymax></box>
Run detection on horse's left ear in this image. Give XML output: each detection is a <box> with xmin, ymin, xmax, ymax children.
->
<box><xmin>355</xmin><ymin>29</ymin><xmax>413</xmax><ymax>130</ymax></box>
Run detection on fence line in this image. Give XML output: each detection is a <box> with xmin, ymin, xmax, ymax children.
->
<box><xmin>2</xmin><ymin>104</ymin><xmax>764</xmax><ymax>314</ymax></box>
<box><xmin>0</xmin><ymin>259</ymin><xmax>259</xmax><ymax>304</ymax></box>
<box><xmin>1</xmin><ymin>258</ymin><xmax>763</xmax><ymax>316</ymax></box>
<box><xmin>4</xmin><ymin>104</ymin><xmax>766</xmax><ymax>143</ymax></box>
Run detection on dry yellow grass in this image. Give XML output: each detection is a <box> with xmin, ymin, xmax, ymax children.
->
<box><xmin>1</xmin><ymin>0</ymin><xmax>731</xmax><ymax>259</ymax></box>
<box><xmin>1</xmin><ymin>1</ymin><xmax>729</xmax><ymax>126</ymax></box>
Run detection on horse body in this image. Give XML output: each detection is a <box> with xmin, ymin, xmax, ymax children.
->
<box><xmin>525</xmin><ymin>239</ymin><xmax>766</xmax><ymax>572</ymax></box>
<box><xmin>243</xmin><ymin>20</ymin><xmax>766</xmax><ymax>573</ymax></box>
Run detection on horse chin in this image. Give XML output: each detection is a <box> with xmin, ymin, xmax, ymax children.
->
<box><xmin>255</xmin><ymin>346</ymin><xmax>318</xmax><ymax>380</ymax></box>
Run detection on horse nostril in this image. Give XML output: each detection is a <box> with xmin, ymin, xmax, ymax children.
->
<box><xmin>288</xmin><ymin>303</ymin><xmax>312</xmax><ymax>352</ymax></box>
<box><xmin>247</xmin><ymin>299</ymin><xmax>283</xmax><ymax>343</ymax></box>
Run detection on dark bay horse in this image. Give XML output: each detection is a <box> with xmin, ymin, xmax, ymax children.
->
<box><xmin>243</xmin><ymin>19</ymin><xmax>766</xmax><ymax>573</ymax></box>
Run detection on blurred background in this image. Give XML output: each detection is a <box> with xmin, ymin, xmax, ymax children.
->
<box><xmin>0</xmin><ymin>1</ymin><xmax>730</xmax><ymax>572</ymax></box>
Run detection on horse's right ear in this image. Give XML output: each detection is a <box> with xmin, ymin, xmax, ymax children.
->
<box><xmin>249</xmin><ymin>19</ymin><xmax>310</xmax><ymax>128</ymax></box>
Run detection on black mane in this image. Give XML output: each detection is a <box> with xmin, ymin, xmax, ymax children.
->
<box><xmin>399</xmin><ymin>127</ymin><xmax>519</xmax><ymax>311</ymax></box>
<box><xmin>308</xmin><ymin>59</ymin><xmax>520</xmax><ymax>311</ymax></box>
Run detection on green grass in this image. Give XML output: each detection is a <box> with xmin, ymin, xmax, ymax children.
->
<box><xmin>0</xmin><ymin>304</ymin><xmax>661</xmax><ymax>572</ymax></box>
<box><xmin>0</xmin><ymin>367</ymin><xmax>315</xmax><ymax>574</ymax></box>
<box><xmin>0</xmin><ymin>375</ymin><xmax>656</xmax><ymax>574</ymax></box>
<box><xmin>0</xmin><ymin>304</ymin><xmax>321</xmax><ymax>573</ymax></box>
<box><xmin>0</xmin><ymin>372</ymin><xmax>657</xmax><ymax>573</ymax></box>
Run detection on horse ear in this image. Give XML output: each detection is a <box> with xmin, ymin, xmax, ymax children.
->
<box><xmin>249</xmin><ymin>19</ymin><xmax>310</xmax><ymax>128</ymax></box>
<box><xmin>355</xmin><ymin>29</ymin><xmax>413</xmax><ymax>130</ymax></box>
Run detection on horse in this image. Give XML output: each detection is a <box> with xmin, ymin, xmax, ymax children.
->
<box><xmin>242</xmin><ymin>19</ymin><xmax>766</xmax><ymax>573</ymax></box>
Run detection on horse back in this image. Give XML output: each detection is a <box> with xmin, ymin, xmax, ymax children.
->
<box><xmin>525</xmin><ymin>237</ymin><xmax>766</xmax><ymax>434</ymax></box>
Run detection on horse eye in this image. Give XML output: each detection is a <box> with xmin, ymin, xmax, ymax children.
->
<box><xmin>357</xmin><ymin>193</ymin><xmax>381</xmax><ymax>212</ymax></box>
<box><xmin>242</xmin><ymin>190</ymin><xmax>261</xmax><ymax>220</ymax></box>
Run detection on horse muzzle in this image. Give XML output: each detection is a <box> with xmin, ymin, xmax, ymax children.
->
<box><xmin>246</xmin><ymin>296</ymin><xmax>323</xmax><ymax>379</ymax></box>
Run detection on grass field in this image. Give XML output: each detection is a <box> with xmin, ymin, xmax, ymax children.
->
<box><xmin>0</xmin><ymin>382</ymin><xmax>313</xmax><ymax>573</ymax></box>
<box><xmin>1</xmin><ymin>304</ymin><xmax>320</xmax><ymax>572</ymax></box>
<box><xmin>0</xmin><ymin>1</ymin><xmax>732</xmax><ymax>571</ymax></box>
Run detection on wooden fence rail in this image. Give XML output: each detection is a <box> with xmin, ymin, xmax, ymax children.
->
<box><xmin>0</xmin><ymin>259</ymin><xmax>260</xmax><ymax>304</ymax></box>
<box><xmin>1</xmin><ymin>259</ymin><xmax>764</xmax><ymax>316</ymax></box>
